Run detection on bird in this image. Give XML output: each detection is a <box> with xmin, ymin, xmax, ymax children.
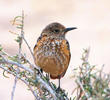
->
<box><xmin>33</xmin><ymin>22</ymin><xmax>77</xmax><ymax>90</ymax></box>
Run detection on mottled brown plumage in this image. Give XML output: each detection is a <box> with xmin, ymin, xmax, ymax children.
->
<box><xmin>34</xmin><ymin>22</ymin><xmax>77</xmax><ymax>88</ymax></box>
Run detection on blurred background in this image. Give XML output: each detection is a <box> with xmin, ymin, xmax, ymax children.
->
<box><xmin>0</xmin><ymin>0</ymin><xmax>110</xmax><ymax>99</ymax></box>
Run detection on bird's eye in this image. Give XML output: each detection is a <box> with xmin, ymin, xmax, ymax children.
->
<box><xmin>54</xmin><ymin>29</ymin><xmax>60</xmax><ymax>33</ymax></box>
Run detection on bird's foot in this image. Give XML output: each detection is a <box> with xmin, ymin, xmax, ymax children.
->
<box><xmin>56</xmin><ymin>86</ymin><xmax>61</xmax><ymax>93</ymax></box>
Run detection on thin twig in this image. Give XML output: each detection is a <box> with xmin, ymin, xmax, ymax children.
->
<box><xmin>20</xmin><ymin>53</ymin><xmax>42</xmax><ymax>75</ymax></box>
<box><xmin>84</xmin><ymin>47</ymin><xmax>90</xmax><ymax>62</ymax></box>
<box><xmin>11</xmin><ymin>74</ymin><xmax>18</xmax><ymax>100</ymax></box>
<box><xmin>22</xmin><ymin>35</ymin><xmax>35</xmax><ymax>60</ymax></box>
<box><xmin>21</xmin><ymin>53</ymin><xmax>36</xmax><ymax>69</ymax></box>
<box><xmin>20</xmin><ymin>11</ymin><xmax>37</xmax><ymax>70</ymax></box>
<box><xmin>36</xmin><ymin>75</ymin><xmax>57</xmax><ymax>100</ymax></box>
<box><xmin>76</xmin><ymin>79</ymin><xmax>89</xmax><ymax>99</ymax></box>
<box><xmin>20</xmin><ymin>11</ymin><xmax>34</xmax><ymax>63</ymax></box>
<box><xmin>0</xmin><ymin>58</ymin><xmax>33</xmax><ymax>73</ymax></box>
<box><xmin>11</xmin><ymin>11</ymin><xmax>24</xmax><ymax>100</ymax></box>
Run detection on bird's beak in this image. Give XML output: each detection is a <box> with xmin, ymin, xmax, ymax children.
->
<box><xmin>64</xmin><ymin>27</ymin><xmax>77</xmax><ymax>33</ymax></box>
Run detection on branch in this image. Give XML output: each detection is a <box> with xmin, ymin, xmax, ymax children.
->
<box><xmin>0</xmin><ymin>58</ymin><xmax>58</xmax><ymax>99</ymax></box>
<box><xmin>36</xmin><ymin>75</ymin><xmax>57</xmax><ymax>100</ymax></box>
<box><xmin>0</xmin><ymin>59</ymin><xmax>33</xmax><ymax>74</ymax></box>
<box><xmin>22</xmin><ymin>35</ymin><xmax>35</xmax><ymax>60</ymax></box>
<box><xmin>11</xmin><ymin>69</ymin><xmax>19</xmax><ymax>100</ymax></box>
<box><xmin>11</xmin><ymin>11</ymin><xmax>24</xmax><ymax>100</ymax></box>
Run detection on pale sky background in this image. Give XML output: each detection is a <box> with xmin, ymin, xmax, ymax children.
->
<box><xmin>0</xmin><ymin>0</ymin><xmax>110</xmax><ymax>100</ymax></box>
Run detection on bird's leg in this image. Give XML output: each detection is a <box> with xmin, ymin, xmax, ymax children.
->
<box><xmin>46</xmin><ymin>73</ymin><xmax>50</xmax><ymax>81</ymax></box>
<box><xmin>56</xmin><ymin>77</ymin><xmax>61</xmax><ymax>92</ymax></box>
<box><xmin>58</xmin><ymin>78</ymin><xmax>61</xmax><ymax>89</ymax></box>
<box><xmin>40</xmin><ymin>68</ymin><xmax>43</xmax><ymax>73</ymax></box>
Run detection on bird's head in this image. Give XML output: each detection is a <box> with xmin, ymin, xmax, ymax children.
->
<box><xmin>41</xmin><ymin>22</ymin><xmax>77</xmax><ymax>37</ymax></box>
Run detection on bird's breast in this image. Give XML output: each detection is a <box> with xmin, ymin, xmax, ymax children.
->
<box><xmin>35</xmin><ymin>36</ymin><xmax>62</xmax><ymax>57</ymax></box>
<box><xmin>34</xmin><ymin>36</ymin><xmax>71</xmax><ymax>78</ymax></box>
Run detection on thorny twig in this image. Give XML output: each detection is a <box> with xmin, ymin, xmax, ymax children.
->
<box><xmin>11</xmin><ymin>11</ymin><xmax>24</xmax><ymax>100</ymax></box>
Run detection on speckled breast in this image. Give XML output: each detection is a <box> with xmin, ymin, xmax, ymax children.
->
<box><xmin>34</xmin><ymin>35</ymin><xmax>71</xmax><ymax>79</ymax></box>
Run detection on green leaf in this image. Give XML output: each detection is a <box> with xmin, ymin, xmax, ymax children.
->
<box><xmin>14</xmin><ymin>16</ymin><xmax>22</xmax><ymax>21</ymax></box>
<box><xmin>16</xmin><ymin>26</ymin><xmax>22</xmax><ymax>29</ymax></box>
<box><xmin>15</xmin><ymin>36</ymin><xmax>22</xmax><ymax>43</ymax></box>
<box><xmin>3</xmin><ymin>70</ymin><xmax>9</xmax><ymax>78</ymax></box>
<box><xmin>8</xmin><ymin>55</ymin><xmax>19</xmax><ymax>62</ymax></box>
